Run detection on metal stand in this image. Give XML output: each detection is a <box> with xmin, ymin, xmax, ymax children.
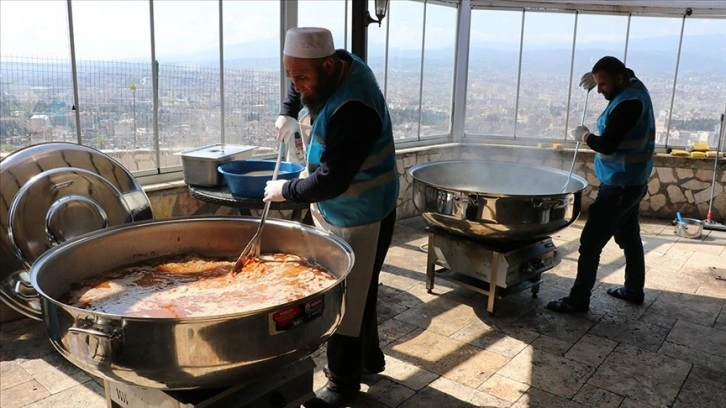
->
<box><xmin>104</xmin><ymin>357</ymin><xmax>315</xmax><ymax>408</ymax></box>
<box><xmin>425</xmin><ymin>227</ymin><xmax>556</xmax><ymax>314</ymax></box>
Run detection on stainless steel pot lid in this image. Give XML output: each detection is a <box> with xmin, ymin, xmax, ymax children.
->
<box><xmin>0</xmin><ymin>142</ymin><xmax>153</xmax><ymax>319</ymax></box>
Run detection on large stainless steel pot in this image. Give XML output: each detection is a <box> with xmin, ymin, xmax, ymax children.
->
<box><xmin>409</xmin><ymin>160</ymin><xmax>588</xmax><ymax>241</ymax></box>
<box><xmin>26</xmin><ymin>216</ymin><xmax>353</xmax><ymax>389</ymax></box>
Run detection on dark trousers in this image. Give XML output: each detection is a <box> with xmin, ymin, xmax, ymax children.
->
<box><xmin>569</xmin><ymin>183</ymin><xmax>647</xmax><ymax>304</ymax></box>
<box><xmin>326</xmin><ymin>209</ymin><xmax>396</xmax><ymax>392</ymax></box>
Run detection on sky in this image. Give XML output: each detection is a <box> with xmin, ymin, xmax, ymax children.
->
<box><xmin>1</xmin><ymin>0</ymin><xmax>725</xmax><ymax>60</ymax></box>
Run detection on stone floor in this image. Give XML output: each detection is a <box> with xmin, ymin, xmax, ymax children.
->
<box><xmin>1</xmin><ymin>216</ymin><xmax>725</xmax><ymax>408</ymax></box>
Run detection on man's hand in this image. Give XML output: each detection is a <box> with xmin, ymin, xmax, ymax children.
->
<box><xmin>571</xmin><ymin>125</ymin><xmax>591</xmax><ymax>142</ymax></box>
<box><xmin>275</xmin><ymin>115</ymin><xmax>298</xmax><ymax>143</ymax></box>
<box><xmin>263</xmin><ymin>179</ymin><xmax>287</xmax><ymax>203</ymax></box>
<box><xmin>578</xmin><ymin>72</ymin><xmax>596</xmax><ymax>91</ymax></box>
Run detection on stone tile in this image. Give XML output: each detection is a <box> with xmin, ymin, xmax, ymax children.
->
<box><xmin>20</xmin><ymin>353</ymin><xmax>93</xmax><ymax>394</ymax></box>
<box><xmin>440</xmin><ymin>348</ymin><xmax>509</xmax><ymax>389</ymax></box>
<box><xmin>589</xmin><ymin>313</ymin><xmax>670</xmax><ymax>352</ymax></box>
<box><xmin>512</xmin><ymin>306</ymin><xmax>596</xmax><ymax>344</ymax></box>
<box><xmin>509</xmin><ymin>387</ymin><xmax>587</xmax><ymax>408</ymax></box>
<box><xmin>715</xmin><ymin>306</ymin><xmax>726</xmax><ymax>331</ymax></box>
<box><xmin>477</xmin><ymin>373</ymin><xmax>529</xmax><ymax>403</ymax></box>
<box><xmin>0</xmin><ymin>361</ymin><xmax>32</xmax><ymax>390</ymax></box>
<box><xmin>376</xmin><ymin>354</ymin><xmax>438</xmax><ymax>392</ymax></box>
<box><xmin>565</xmin><ymin>333</ymin><xmax>618</xmax><ymax>368</ymax></box>
<box><xmin>365</xmin><ymin>377</ymin><xmax>416</xmax><ymax>408</ymax></box>
<box><xmin>497</xmin><ymin>346</ymin><xmax>594</xmax><ymax>399</ymax></box>
<box><xmin>23</xmin><ymin>382</ymin><xmax>105</xmax><ymax>408</ymax></box>
<box><xmin>695</xmin><ymin>269</ymin><xmax>726</xmax><ymax>299</ymax></box>
<box><xmin>530</xmin><ymin>335</ymin><xmax>572</xmax><ymax>356</ymax></box>
<box><xmin>648</xmin><ymin>291</ymin><xmax>724</xmax><ymax>327</ymax></box>
<box><xmin>672</xmin><ymin>365</ymin><xmax>726</xmax><ymax>408</ymax></box>
<box><xmin>588</xmin><ymin>343</ymin><xmax>691</xmax><ymax>407</ymax></box>
<box><xmin>0</xmin><ymin>324</ymin><xmax>55</xmax><ymax>363</ymax></box>
<box><xmin>663</xmin><ymin>319</ymin><xmax>726</xmax><ymax>359</ymax></box>
<box><xmin>658</xmin><ymin>340</ymin><xmax>726</xmax><ymax>375</ymax></box>
<box><xmin>0</xmin><ymin>379</ymin><xmax>50</xmax><ymax>408</ymax></box>
<box><xmin>572</xmin><ymin>383</ymin><xmax>624</xmax><ymax>408</ymax></box>
<box><xmin>395</xmin><ymin>294</ymin><xmax>479</xmax><ymax>334</ymax></box>
<box><xmin>386</xmin><ymin>330</ymin><xmax>491</xmax><ymax>379</ymax></box>
<box><xmin>450</xmin><ymin>319</ymin><xmax>536</xmax><ymax>358</ymax></box>
<box><xmin>619</xmin><ymin>397</ymin><xmax>659</xmax><ymax>408</ymax></box>
<box><xmin>376</xmin><ymin>298</ymin><xmax>409</xmax><ymax>324</ymax></box>
<box><xmin>377</xmin><ymin>317</ymin><xmax>418</xmax><ymax>348</ymax></box>
<box><xmin>399</xmin><ymin>376</ymin><xmax>510</xmax><ymax>408</ymax></box>
<box><xmin>639</xmin><ymin>310</ymin><xmax>678</xmax><ymax>330</ymax></box>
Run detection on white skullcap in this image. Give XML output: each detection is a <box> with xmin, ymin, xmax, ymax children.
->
<box><xmin>283</xmin><ymin>27</ymin><xmax>335</xmax><ymax>59</ymax></box>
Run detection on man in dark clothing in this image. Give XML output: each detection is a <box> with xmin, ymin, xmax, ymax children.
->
<box><xmin>547</xmin><ymin>56</ymin><xmax>655</xmax><ymax>313</ymax></box>
<box><xmin>264</xmin><ymin>27</ymin><xmax>398</xmax><ymax>408</ymax></box>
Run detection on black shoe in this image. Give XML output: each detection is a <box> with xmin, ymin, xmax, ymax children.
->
<box><xmin>546</xmin><ymin>297</ymin><xmax>589</xmax><ymax>313</ymax></box>
<box><xmin>607</xmin><ymin>287</ymin><xmax>644</xmax><ymax>305</ymax></box>
<box><xmin>304</xmin><ymin>383</ymin><xmax>360</xmax><ymax>408</ymax></box>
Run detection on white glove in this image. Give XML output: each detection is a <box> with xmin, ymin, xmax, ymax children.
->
<box><xmin>578</xmin><ymin>72</ymin><xmax>596</xmax><ymax>91</ymax></box>
<box><xmin>263</xmin><ymin>179</ymin><xmax>287</xmax><ymax>203</ymax></box>
<box><xmin>571</xmin><ymin>125</ymin><xmax>591</xmax><ymax>142</ymax></box>
<box><xmin>275</xmin><ymin>115</ymin><xmax>299</xmax><ymax>143</ymax></box>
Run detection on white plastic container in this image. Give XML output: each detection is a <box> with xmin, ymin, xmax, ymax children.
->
<box><xmin>180</xmin><ymin>144</ymin><xmax>256</xmax><ymax>187</ymax></box>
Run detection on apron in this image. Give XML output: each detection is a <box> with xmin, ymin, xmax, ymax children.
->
<box><xmin>310</xmin><ymin>203</ymin><xmax>380</xmax><ymax>337</ymax></box>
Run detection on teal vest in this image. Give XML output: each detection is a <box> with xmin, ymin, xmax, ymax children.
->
<box><xmin>595</xmin><ymin>79</ymin><xmax>655</xmax><ymax>185</ymax></box>
<box><xmin>307</xmin><ymin>52</ymin><xmax>399</xmax><ymax>227</ymax></box>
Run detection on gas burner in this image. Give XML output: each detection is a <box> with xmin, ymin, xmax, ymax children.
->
<box><xmin>104</xmin><ymin>357</ymin><xmax>315</xmax><ymax>408</ymax></box>
<box><xmin>425</xmin><ymin>226</ymin><xmax>557</xmax><ymax>314</ymax></box>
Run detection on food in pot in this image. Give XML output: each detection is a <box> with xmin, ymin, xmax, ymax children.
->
<box><xmin>60</xmin><ymin>253</ymin><xmax>336</xmax><ymax>318</ymax></box>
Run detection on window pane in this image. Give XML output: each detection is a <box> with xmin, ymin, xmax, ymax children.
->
<box><xmin>71</xmin><ymin>0</ymin><xmax>153</xmax><ymax>169</ymax></box>
<box><xmin>222</xmin><ymin>0</ymin><xmax>280</xmax><ymax>152</ymax></box>
<box><xmin>421</xmin><ymin>2</ymin><xmax>456</xmax><ymax>138</ymax></box>
<box><xmin>517</xmin><ymin>11</ymin><xmax>575</xmax><ymax>140</ymax></box>
<box><xmin>669</xmin><ymin>18</ymin><xmax>725</xmax><ymax>149</ymax></box>
<box><xmin>626</xmin><ymin>16</ymin><xmax>682</xmax><ymax>147</ymax></box>
<box><xmin>154</xmin><ymin>0</ymin><xmax>220</xmax><ymax>169</ymax></box>
<box><xmin>368</xmin><ymin>20</ymin><xmax>388</xmax><ymax>95</ymax></box>
<box><xmin>569</xmin><ymin>13</ymin><xmax>628</xmax><ymax>137</ymax></box>
<box><xmin>299</xmin><ymin>0</ymin><xmax>348</xmax><ymax>51</ymax></box>
<box><xmin>387</xmin><ymin>0</ymin><xmax>424</xmax><ymax>141</ymax></box>
<box><xmin>466</xmin><ymin>9</ymin><xmax>522</xmax><ymax>137</ymax></box>
<box><xmin>0</xmin><ymin>1</ymin><xmax>72</xmax><ymax>154</ymax></box>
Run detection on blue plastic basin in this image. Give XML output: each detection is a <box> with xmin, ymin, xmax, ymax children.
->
<box><xmin>217</xmin><ymin>160</ymin><xmax>304</xmax><ymax>198</ymax></box>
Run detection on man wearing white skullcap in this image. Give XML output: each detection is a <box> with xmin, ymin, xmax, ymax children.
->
<box><xmin>265</xmin><ymin>27</ymin><xmax>398</xmax><ymax>408</ymax></box>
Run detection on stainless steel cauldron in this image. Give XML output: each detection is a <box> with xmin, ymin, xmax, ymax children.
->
<box><xmin>409</xmin><ymin>160</ymin><xmax>588</xmax><ymax>241</ymax></box>
<box><xmin>25</xmin><ymin>216</ymin><xmax>353</xmax><ymax>389</ymax></box>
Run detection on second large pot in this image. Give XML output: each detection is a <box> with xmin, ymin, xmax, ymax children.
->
<box><xmin>410</xmin><ymin>160</ymin><xmax>588</xmax><ymax>242</ymax></box>
<box><xmin>27</xmin><ymin>216</ymin><xmax>354</xmax><ymax>389</ymax></box>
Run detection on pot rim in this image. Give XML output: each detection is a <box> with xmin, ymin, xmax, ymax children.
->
<box><xmin>29</xmin><ymin>215</ymin><xmax>354</xmax><ymax>322</ymax></box>
<box><xmin>408</xmin><ymin>159</ymin><xmax>588</xmax><ymax>197</ymax></box>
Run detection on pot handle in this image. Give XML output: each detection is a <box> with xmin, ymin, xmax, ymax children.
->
<box><xmin>532</xmin><ymin>197</ymin><xmax>569</xmax><ymax>209</ymax></box>
<box><xmin>14</xmin><ymin>280</ymin><xmax>38</xmax><ymax>300</ymax></box>
<box><xmin>69</xmin><ymin>318</ymin><xmax>123</xmax><ymax>339</ymax></box>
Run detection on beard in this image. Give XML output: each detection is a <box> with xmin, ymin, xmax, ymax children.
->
<box><xmin>301</xmin><ymin>66</ymin><xmax>340</xmax><ymax>116</ymax></box>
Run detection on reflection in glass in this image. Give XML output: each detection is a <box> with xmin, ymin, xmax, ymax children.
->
<box><xmin>517</xmin><ymin>11</ymin><xmax>575</xmax><ymax>140</ymax></box>
<box><xmin>669</xmin><ymin>18</ymin><xmax>725</xmax><ymax>149</ymax></box>
<box><xmin>222</xmin><ymin>0</ymin><xmax>280</xmax><ymax>151</ymax></box>
<box><xmin>466</xmin><ymin>9</ymin><xmax>522</xmax><ymax>138</ymax></box>
<box><xmin>386</xmin><ymin>0</ymin><xmax>423</xmax><ymax>141</ymax></box>
<box><xmin>0</xmin><ymin>1</ymin><xmax>73</xmax><ymax>153</ymax></box>
<box><xmin>568</xmin><ymin>13</ymin><xmax>628</xmax><ymax>137</ymax></box>
<box><xmin>421</xmin><ymin>3</ymin><xmax>456</xmax><ymax>138</ymax></box>
<box><xmin>626</xmin><ymin>16</ymin><xmax>681</xmax><ymax>147</ymax></box>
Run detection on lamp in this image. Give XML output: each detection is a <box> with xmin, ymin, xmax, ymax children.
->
<box><xmin>367</xmin><ymin>0</ymin><xmax>390</xmax><ymax>27</ymax></box>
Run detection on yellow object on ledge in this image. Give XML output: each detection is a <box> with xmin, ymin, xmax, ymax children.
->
<box><xmin>690</xmin><ymin>151</ymin><xmax>707</xmax><ymax>158</ymax></box>
<box><xmin>706</xmin><ymin>151</ymin><xmax>724</xmax><ymax>158</ymax></box>
<box><xmin>551</xmin><ymin>143</ymin><xmax>563</xmax><ymax>150</ymax></box>
<box><xmin>670</xmin><ymin>149</ymin><xmax>690</xmax><ymax>157</ymax></box>
<box><xmin>692</xmin><ymin>142</ymin><xmax>710</xmax><ymax>152</ymax></box>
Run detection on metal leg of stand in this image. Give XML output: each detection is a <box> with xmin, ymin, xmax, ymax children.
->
<box><xmin>426</xmin><ymin>232</ymin><xmax>436</xmax><ymax>293</ymax></box>
<box><xmin>487</xmin><ymin>253</ymin><xmax>500</xmax><ymax>314</ymax></box>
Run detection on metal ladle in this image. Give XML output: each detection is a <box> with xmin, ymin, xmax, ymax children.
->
<box><xmin>561</xmin><ymin>83</ymin><xmax>593</xmax><ymax>193</ymax></box>
<box><xmin>230</xmin><ymin>141</ymin><xmax>285</xmax><ymax>274</ymax></box>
